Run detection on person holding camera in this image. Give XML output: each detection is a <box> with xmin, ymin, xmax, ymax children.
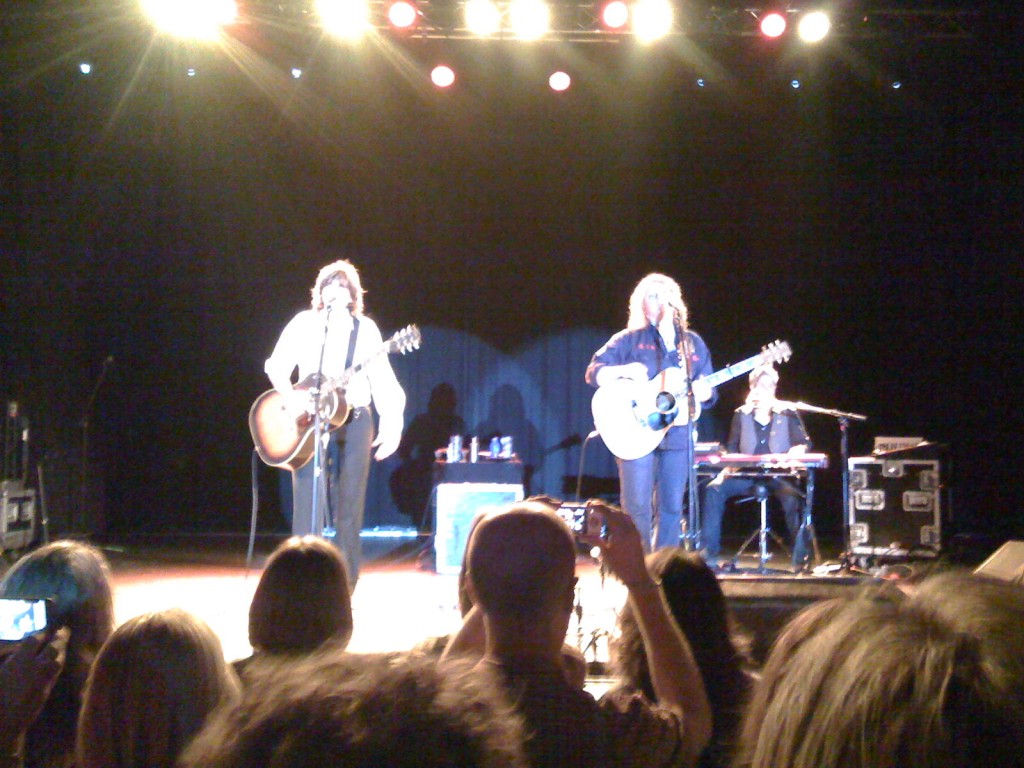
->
<box><xmin>444</xmin><ymin>499</ymin><xmax>712</xmax><ymax>768</ymax></box>
<box><xmin>0</xmin><ymin>630</ymin><xmax>68</xmax><ymax>768</ymax></box>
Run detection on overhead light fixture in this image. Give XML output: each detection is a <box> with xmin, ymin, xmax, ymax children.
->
<box><xmin>797</xmin><ymin>10</ymin><xmax>831</xmax><ymax>43</ymax></box>
<box><xmin>632</xmin><ymin>0</ymin><xmax>673</xmax><ymax>43</ymax></box>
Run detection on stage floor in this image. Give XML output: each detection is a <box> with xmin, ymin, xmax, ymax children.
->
<box><xmin>92</xmin><ymin>532</ymin><xmax>866</xmax><ymax>668</ymax></box>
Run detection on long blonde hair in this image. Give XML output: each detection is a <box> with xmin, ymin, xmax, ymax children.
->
<box><xmin>626</xmin><ymin>273</ymin><xmax>688</xmax><ymax>332</ymax></box>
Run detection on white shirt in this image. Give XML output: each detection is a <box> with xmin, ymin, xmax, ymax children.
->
<box><xmin>264</xmin><ymin>308</ymin><xmax>406</xmax><ymax>428</ymax></box>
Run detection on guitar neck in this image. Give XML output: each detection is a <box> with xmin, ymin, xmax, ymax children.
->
<box><xmin>330</xmin><ymin>343</ymin><xmax>391</xmax><ymax>391</ymax></box>
<box><xmin>703</xmin><ymin>352</ymin><xmax>768</xmax><ymax>390</ymax></box>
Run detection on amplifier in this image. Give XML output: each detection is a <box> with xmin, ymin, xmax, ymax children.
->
<box><xmin>848</xmin><ymin>458</ymin><xmax>941</xmax><ymax>558</ymax></box>
<box><xmin>434</xmin><ymin>482</ymin><xmax>523</xmax><ymax>575</ymax></box>
<box><xmin>1</xmin><ymin>481</ymin><xmax>36</xmax><ymax>551</ymax></box>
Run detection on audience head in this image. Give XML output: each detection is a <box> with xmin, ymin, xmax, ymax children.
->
<box><xmin>248</xmin><ymin>536</ymin><xmax>353</xmax><ymax>656</ymax></box>
<box><xmin>0</xmin><ymin>540</ymin><xmax>115</xmax><ymax>767</ymax></box>
<box><xmin>181</xmin><ymin>652</ymin><xmax>527</xmax><ymax>768</ymax></box>
<box><xmin>612</xmin><ymin>548</ymin><xmax>748</xmax><ymax>701</ymax></box>
<box><xmin>0</xmin><ymin>540</ymin><xmax>115</xmax><ymax>655</ymax></box>
<box><xmin>77</xmin><ymin>608</ymin><xmax>240</xmax><ymax>768</ymax></box>
<box><xmin>737</xmin><ymin>570</ymin><xmax>1024</xmax><ymax>768</ymax></box>
<box><xmin>466</xmin><ymin>502</ymin><xmax>576</xmax><ymax>627</ymax></box>
<box><xmin>612</xmin><ymin>548</ymin><xmax>751</xmax><ymax>766</ymax></box>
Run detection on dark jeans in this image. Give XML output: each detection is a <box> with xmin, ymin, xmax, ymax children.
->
<box><xmin>291</xmin><ymin>406</ymin><xmax>374</xmax><ymax>586</ymax></box>
<box><xmin>702</xmin><ymin>475</ymin><xmax>804</xmax><ymax>561</ymax></box>
<box><xmin>618</xmin><ymin>445</ymin><xmax>692</xmax><ymax>553</ymax></box>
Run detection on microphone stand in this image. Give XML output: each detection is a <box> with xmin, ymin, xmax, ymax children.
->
<box><xmin>788</xmin><ymin>401</ymin><xmax>867</xmax><ymax>567</ymax></box>
<box><xmin>309</xmin><ymin>307</ymin><xmax>334</xmax><ymax>541</ymax></box>
<box><xmin>675</xmin><ymin>313</ymin><xmax>700</xmax><ymax>553</ymax></box>
<box><xmin>79</xmin><ymin>355</ymin><xmax>114</xmax><ymax>536</ymax></box>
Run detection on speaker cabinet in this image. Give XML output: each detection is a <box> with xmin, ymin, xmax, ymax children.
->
<box><xmin>1</xmin><ymin>481</ymin><xmax>36</xmax><ymax>551</ymax></box>
<box><xmin>434</xmin><ymin>482</ymin><xmax>523</xmax><ymax>575</ymax></box>
<box><xmin>848</xmin><ymin>458</ymin><xmax>941</xmax><ymax>558</ymax></box>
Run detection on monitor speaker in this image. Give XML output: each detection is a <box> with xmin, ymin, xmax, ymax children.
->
<box><xmin>974</xmin><ymin>540</ymin><xmax>1024</xmax><ymax>584</ymax></box>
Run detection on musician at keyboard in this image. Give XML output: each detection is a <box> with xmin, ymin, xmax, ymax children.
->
<box><xmin>702</xmin><ymin>364</ymin><xmax>810</xmax><ymax>568</ymax></box>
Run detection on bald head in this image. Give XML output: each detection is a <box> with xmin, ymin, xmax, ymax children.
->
<box><xmin>467</xmin><ymin>503</ymin><xmax>577</xmax><ymax>622</ymax></box>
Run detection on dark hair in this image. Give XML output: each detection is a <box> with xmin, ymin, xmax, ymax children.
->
<box><xmin>181</xmin><ymin>652</ymin><xmax>527</xmax><ymax>768</ymax></box>
<box><xmin>610</xmin><ymin>548</ymin><xmax>751</xmax><ymax>765</ymax></box>
<box><xmin>248</xmin><ymin>536</ymin><xmax>353</xmax><ymax>655</ymax></box>
<box><xmin>0</xmin><ymin>540</ymin><xmax>115</xmax><ymax>768</ymax></box>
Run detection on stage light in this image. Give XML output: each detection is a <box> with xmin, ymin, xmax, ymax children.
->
<box><xmin>78</xmin><ymin>62</ymin><xmax>93</xmax><ymax>75</ymax></box>
<box><xmin>291</xmin><ymin>67</ymin><xmax>303</xmax><ymax>79</ymax></box>
<box><xmin>317</xmin><ymin>0</ymin><xmax>372</xmax><ymax>40</ymax></box>
<box><xmin>790</xmin><ymin>78</ymin><xmax>801</xmax><ymax>89</ymax></box>
<box><xmin>759</xmin><ymin>11</ymin><xmax>786</xmax><ymax>38</ymax></box>
<box><xmin>431</xmin><ymin>65</ymin><xmax>456</xmax><ymax>87</ymax></box>
<box><xmin>186</xmin><ymin>67</ymin><xmax>197</xmax><ymax>77</ymax></box>
<box><xmin>600</xmin><ymin>0</ymin><xmax>629</xmax><ymax>30</ymax></box>
<box><xmin>632</xmin><ymin>0</ymin><xmax>673</xmax><ymax>43</ymax></box>
<box><xmin>464</xmin><ymin>0</ymin><xmax>501</xmax><ymax>35</ymax></box>
<box><xmin>891</xmin><ymin>80</ymin><xmax>902</xmax><ymax>89</ymax></box>
<box><xmin>696</xmin><ymin>77</ymin><xmax>705</xmax><ymax>87</ymax></box>
<box><xmin>508</xmin><ymin>0</ymin><xmax>551</xmax><ymax>40</ymax></box>
<box><xmin>388</xmin><ymin>0</ymin><xmax>419</xmax><ymax>29</ymax></box>
<box><xmin>549</xmin><ymin>70</ymin><xmax>570</xmax><ymax>91</ymax></box>
<box><xmin>797</xmin><ymin>10</ymin><xmax>830</xmax><ymax>43</ymax></box>
<box><xmin>140</xmin><ymin>0</ymin><xmax>237</xmax><ymax>40</ymax></box>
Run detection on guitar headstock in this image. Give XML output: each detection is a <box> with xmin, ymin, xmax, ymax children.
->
<box><xmin>390</xmin><ymin>324</ymin><xmax>422</xmax><ymax>355</ymax></box>
<box><xmin>760</xmin><ymin>339</ymin><xmax>792</xmax><ymax>365</ymax></box>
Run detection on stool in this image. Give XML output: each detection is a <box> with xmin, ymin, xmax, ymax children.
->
<box><xmin>731</xmin><ymin>483</ymin><xmax>790</xmax><ymax>572</ymax></box>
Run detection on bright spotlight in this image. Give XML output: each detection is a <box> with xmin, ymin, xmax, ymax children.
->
<box><xmin>759</xmin><ymin>12</ymin><xmax>786</xmax><ymax>38</ymax></box>
<box><xmin>388</xmin><ymin>1</ymin><xmax>419</xmax><ymax>29</ymax></box>
<box><xmin>508</xmin><ymin>0</ymin><xmax>551</xmax><ymax>40</ymax></box>
<box><xmin>632</xmin><ymin>0</ymin><xmax>673</xmax><ymax>43</ymax></box>
<box><xmin>549</xmin><ymin>71</ymin><xmax>571</xmax><ymax>91</ymax></box>
<box><xmin>601</xmin><ymin>0</ymin><xmax>629</xmax><ymax>30</ymax></box>
<box><xmin>186</xmin><ymin>67</ymin><xmax>197</xmax><ymax>77</ymax></box>
<box><xmin>790</xmin><ymin>78</ymin><xmax>801</xmax><ymax>89</ymax></box>
<box><xmin>141</xmin><ymin>0</ymin><xmax>237</xmax><ymax>40</ymax></box>
<box><xmin>431</xmin><ymin>65</ymin><xmax>456</xmax><ymax>88</ymax></box>
<box><xmin>78</xmin><ymin>62</ymin><xmax>93</xmax><ymax>75</ymax></box>
<box><xmin>317</xmin><ymin>0</ymin><xmax>372</xmax><ymax>40</ymax></box>
<box><xmin>891</xmin><ymin>80</ymin><xmax>902</xmax><ymax>89</ymax></box>
<box><xmin>291</xmin><ymin>67</ymin><xmax>303</xmax><ymax>79</ymax></box>
<box><xmin>464</xmin><ymin>0</ymin><xmax>501</xmax><ymax>35</ymax></box>
<box><xmin>797</xmin><ymin>11</ymin><xmax>830</xmax><ymax>43</ymax></box>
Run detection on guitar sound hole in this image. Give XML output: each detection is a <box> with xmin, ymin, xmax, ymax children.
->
<box><xmin>655</xmin><ymin>392</ymin><xmax>676</xmax><ymax>414</ymax></box>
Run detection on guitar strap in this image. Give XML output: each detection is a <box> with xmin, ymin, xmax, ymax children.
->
<box><xmin>344</xmin><ymin>317</ymin><xmax>360</xmax><ymax>370</ymax></box>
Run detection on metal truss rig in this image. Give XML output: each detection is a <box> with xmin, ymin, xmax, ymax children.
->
<box><xmin>251</xmin><ymin>1</ymin><xmax>979</xmax><ymax>43</ymax></box>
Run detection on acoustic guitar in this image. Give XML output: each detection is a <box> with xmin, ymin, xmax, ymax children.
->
<box><xmin>249</xmin><ymin>324</ymin><xmax>421</xmax><ymax>469</ymax></box>
<box><xmin>591</xmin><ymin>339</ymin><xmax>791</xmax><ymax>461</ymax></box>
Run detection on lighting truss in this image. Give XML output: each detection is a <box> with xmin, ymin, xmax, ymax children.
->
<box><xmin>243</xmin><ymin>1</ymin><xmax>979</xmax><ymax>41</ymax></box>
